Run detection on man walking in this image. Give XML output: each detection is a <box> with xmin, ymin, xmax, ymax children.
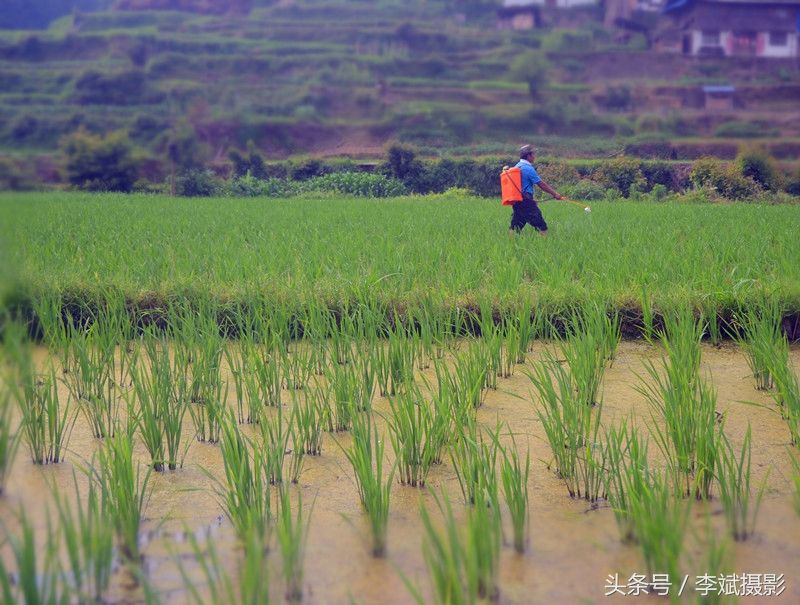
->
<box><xmin>510</xmin><ymin>144</ymin><xmax>564</xmax><ymax>236</ymax></box>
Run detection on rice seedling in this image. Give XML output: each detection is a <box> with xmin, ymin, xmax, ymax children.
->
<box><xmin>734</xmin><ymin>302</ymin><xmax>788</xmax><ymax>391</ymax></box>
<box><xmin>63</xmin><ymin>329</ymin><xmax>119</xmax><ymax>439</ymax></box>
<box><xmin>790</xmin><ymin>453</ymin><xmax>800</xmax><ymax>517</ymax></box>
<box><xmin>558</xmin><ymin>307</ymin><xmax>615</xmax><ymax>407</ymax></box>
<box><xmin>243</xmin><ymin>342</ymin><xmax>283</xmax><ymax>409</ymax></box>
<box><xmin>494</xmin><ymin>428</ymin><xmax>531</xmax><ymax>554</ymax></box>
<box><xmin>280</xmin><ymin>341</ymin><xmax>313</xmax><ymax>391</ymax></box>
<box><xmin>406</xmin><ymin>492</ymin><xmax>475</xmax><ymax>605</ymax></box>
<box><xmin>0</xmin><ymin>386</ymin><xmax>20</xmax><ymax>495</ymax></box>
<box><xmin>210</xmin><ymin>414</ymin><xmax>272</xmax><ymax>542</ymax></box>
<box><xmin>341</xmin><ymin>410</ymin><xmax>395</xmax><ymax>557</ymax></box>
<box><xmin>259</xmin><ymin>405</ymin><xmax>303</xmax><ymax>485</ymax></box>
<box><xmin>15</xmin><ymin>362</ymin><xmax>77</xmax><ymax>465</ymax></box>
<box><xmin>637</xmin><ymin>309</ymin><xmax>722</xmax><ymax>497</ymax></box>
<box><xmin>716</xmin><ymin>426</ymin><xmax>766</xmax><ymax>541</ymax></box>
<box><xmin>275</xmin><ymin>485</ymin><xmax>312</xmax><ymax>602</ymax></box>
<box><xmin>384</xmin><ymin>385</ymin><xmax>442</xmax><ymax>487</ymax></box>
<box><xmin>167</xmin><ymin>299</ymin><xmax>226</xmax><ymax>442</ymax></box>
<box><xmin>32</xmin><ymin>293</ymin><xmax>73</xmax><ymax>368</ymax></box>
<box><xmin>5</xmin><ymin>321</ymin><xmax>78</xmax><ymax>468</ymax></box>
<box><xmin>354</xmin><ymin>348</ymin><xmax>375</xmax><ymax>412</ymax></box>
<box><xmin>326</xmin><ymin>361</ymin><xmax>361</xmax><ymax>432</ymax></box>
<box><xmin>130</xmin><ymin>334</ymin><xmax>190</xmax><ymax>471</ymax></box>
<box><xmin>224</xmin><ymin>340</ymin><xmax>257</xmax><ymax>425</ymax></box>
<box><xmin>96</xmin><ymin>430</ymin><xmax>151</xmax><ymax>561</ymax></box>
<box><xmin>292</xmin><ymin>387</ymin><xmax>325</xmax><ymax>455</ymax></box>
<box><xmin>466</xmin><ymin>486</ymin><xmax>502</xmax><ymax>601</ymax></box>
<box><xmin>449</xmin><ymin>417</ymin><xmax>498</xmax><ymax>506</ymax></box>
<box><xmin>769</xmin><ymin>356</ymin><xmax>800</xmax><ymax>447</ymax></box>
<box><xmin>52</xmin><ymin>469</ymin><xmax>115</xmax><ymax>603</ymax></box>
<box><xmin>627</xmin><ymin>469</ymin><xmax>690</xmax><ymax>588</ymax></box>
<box><xmin>694</xmin><ymin>524</ymin><xmax>733</xmax><ymax>605</ymax></box>
<box><xmin>604</xmin><ymin>421</ymin><xmax>651</xmax><ymax>544</ymax></box>
<box><xmin>443</xmin><ymin>345</ymin><xmax>487</xmax><ymax>414</ymax></box>
<box><xmin>407</xmin><ymin>487</ymin><xmax>501</xmax><ymax>605</ymax></box>
<box><xmin>179</xmin><ymin>528</ymin><xmax>271</xmax><ymax>605</ymax></box>
<box><xmin>375</xmin><ymin>324</ymin><xmax>416</xmax><ymax>397</ymax></box>
<box><xmin>0</xmin><ymin>508</ymin><xmax>71</xmax><ymax>605</ymax></box>
<box><xmin>527</xmin><ymin>356</ymin><xmax>607</xmax><ymax>501</ymax></box>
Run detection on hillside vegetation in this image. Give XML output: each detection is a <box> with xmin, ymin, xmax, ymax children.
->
<box><xmin>1</xmin><ymin>0</ymin><xmax>799</xmax><ymax>188</ymax></box>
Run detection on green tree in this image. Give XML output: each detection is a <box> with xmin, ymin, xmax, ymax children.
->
<box><xmin>62</xmin><ymin>128</ymin><xmax>138</xmax><ymax>192</ymax></box>
<box><xmin>509</xmin><ymin>51</ymin><xmax>549</xmax><ymax>102</ymax></box>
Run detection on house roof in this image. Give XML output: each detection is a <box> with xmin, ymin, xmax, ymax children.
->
<box><xmin>694</xmin><ymin>3</ymin><xmax>799</xmax><ymax>30</ymax></box>
<box><xmin>665</xmin><ymin>0</ymin><xmax>800</xmax><ymax>11</ymax></box>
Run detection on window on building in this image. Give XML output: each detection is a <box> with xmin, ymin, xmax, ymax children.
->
<box><xmin>701</xmin><ymin>31</ymin><xmax>721</xmax><ymax>46</ymax></box>
<box><xmin>769</xmin><ymin>32</ymin><xmax>788</xmax><ymax>47</ymax></box>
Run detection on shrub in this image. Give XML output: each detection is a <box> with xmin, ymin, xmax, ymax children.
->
<box><xmin>600</xmin><ymin>85</ymin><xmax>632</xmax><ymax>112</ymax></box>
<box><xmin>62</xmin><ymin>128</ymin><xmax>139</xmax><ymax>192</ymax></box>
<box><xmin>564</xmin><ymin>179</ymin><xmax>607</xmax><ymax>201</ymax></box>
<box><xmin>640</xmin><ymin>161</ymin><xmax>675</xmax><ymax>191</ymax></box>
<box><xmin>72</xmin><ymin>70</ymin><xmax>163</xmax><ymax>106</ymax></box>
<box><xmin>715</xmin><ymin>121</ymin><xmax>777</xmax><ymax>139</ymax></box>
<box><xmin>174</xmin><ymin>169</ymin><xmax>221</xmax><ymax>197</ymax></box>
<box><xmin>538</xmin><ymin>160</ymin><xmax>580</xmax><ymax>187</ymax></box>
<box><xmin>290</xmin><ymin>158</ymin><xmax>332</xmax><ymax>181</ymax></box>
<box><xmin>0</xmin><ymin>157</ymin><xmax>36</xmax><ymax>191</ymax></box>
<box><xmin>299</xmin><ymin>172</ymin><xmax>406</xmax><ymax>197</ymax></box>
<box><xmin>786</xmin><ymin>167</ymin><xmax>800</xmax><ymax>196</ymax></box>
<box><xmin>592</xmin><ymin>156</ymin><xmax>645</xmax><ymax>197</ymax></box>
<box><xmin>689</xmin><ymin>157</ymin><xmax>758</xmax><ymax>200</ymax></box>
<box><xmin>222</xmin><ymin>172</ymin><xmax>296</xmax><ymax>197</ymax></box>
<box><xmin>378</xmin><ymin>143</ymin><xmax>428</xmax><ymax>193</ymax></box>
<box><xmin>229</xmin><ymin>143</ymin><xmax>268</xmax><ymax>180</ymax></box>
<box><xmin>735</xmin><ymin>146</ymin><xmax>781</xmax><ymax>191</ymax></box>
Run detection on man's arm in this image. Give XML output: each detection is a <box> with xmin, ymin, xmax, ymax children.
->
<box><xmin>537</xmin><ymin>179</ymin><xmax>564</xmax><ymax>200</ymax></box>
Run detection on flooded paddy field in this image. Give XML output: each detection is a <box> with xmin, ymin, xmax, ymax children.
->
<box><xmin>2</xmin><ymin>338</ymin><xmax>799</xmax><ymax>605</ymax></box>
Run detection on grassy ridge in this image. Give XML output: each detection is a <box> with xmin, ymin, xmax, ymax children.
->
<box><xmin>1</xmin><ymin>192</ymin><xmax>799</xmax><ymax>335</ymax></box>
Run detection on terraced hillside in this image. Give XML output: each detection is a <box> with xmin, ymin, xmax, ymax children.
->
<box><xmin>0</xmin><ymin>0</ymin><xmax>799</xmax><ymax>184</ymax></box>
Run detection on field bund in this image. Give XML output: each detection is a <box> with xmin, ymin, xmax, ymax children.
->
<box><xmin>1</xmin><ymin>192</ymin><xmax>799</xmax><ymax>338</ymax></box>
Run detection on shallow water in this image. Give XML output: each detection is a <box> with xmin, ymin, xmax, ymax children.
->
<box><xmin>1</xmin><ymin>341</ymin><xmax>799</xmax><ymax>604</ymax></box>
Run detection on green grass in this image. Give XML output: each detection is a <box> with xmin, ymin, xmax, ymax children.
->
<box><xmin>1</xmin><ymin>193</ymin><xmax>798</xmax><ymax>334</ymax></box>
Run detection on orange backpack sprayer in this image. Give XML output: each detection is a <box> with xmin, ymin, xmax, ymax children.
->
<box><xmin>500</xmin><ymin>166</ymin><xmax>523</xmax><ymax>206</ymax></box>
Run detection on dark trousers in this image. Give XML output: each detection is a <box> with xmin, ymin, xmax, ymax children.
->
<box><xmin>510</xmin><ymin>195</ymin><xmax>548</xmax><ymax>232</ymax></box>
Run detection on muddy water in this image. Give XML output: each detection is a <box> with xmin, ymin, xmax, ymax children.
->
<box><xmin>1</xmin><ymin>342</ymin><xmax>799</xmax><ymax>605</ymax></box>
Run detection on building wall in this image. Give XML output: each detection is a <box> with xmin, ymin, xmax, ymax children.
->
<box><xmin>691</xmin><ymin>30</ymin><xmax>797</xmax><ymax>58</ymax></box>
<box><xmin>761</xmin><ymin>32</ymin><xmax>797</xmax><ymax>58</ymax></box>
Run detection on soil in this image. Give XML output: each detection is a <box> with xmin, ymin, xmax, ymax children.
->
<box><xmin>1</xmin><ymin>342</ymin><xmax>799</xmax><ymax>605</ymax></box>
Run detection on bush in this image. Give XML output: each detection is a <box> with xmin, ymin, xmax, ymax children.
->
<box><xmin>222</xmin><ymin>172</ymin><xmax>295</xmax><ymax>197</ymax></box>
<box><xmin>174</xmin><ymin>169</ymin><xmax>221</xmax><ymax>197</ymax></box>
<box><xmin>640</xmin><ymin>161</ymin><xmax>675</xmax><ymax>191</ymax></box>
<box><xmin>62</xmin><ymin>128</ymin><xmax>139</xmax><ymax>192</ymax></box>
<box><xmin>735</xmin><ymin>146</ymin><xmax>781</xmax><ymax>191</ymax></box>
<box><xmin>715</xmin><ymin>121</ymin><xmax>777</xmax><ymax>139</ymax></box>
<box><xmin>378</xmin><ymin>143</ymin><xmax>428</xmax><ymax>193</ymax></box>
<box><xmin>299</xmin><ymin>172</ymin><xmax>406</xmax><ymax>197</ymax></box>
<box><xmin>538</xmin><ymin>160</ymin><xmax>580</xmax><ymax>187</ymax></box>
<box><xmin>600</xmin><ymin>85</ymin><xmax>632</xmax><ymax>112</ymax></box>
<box><xmin>563</xmin><ymin>179</ymin><xmax>607</xmax><ymax>201</ymax></box>
<box><xmin>0</xmin><ymin>157</ymin><xmax>36</xmax><ymax>191</ymax></box>
<box><xmin>786</xmin><ymin>168</ymin><xmax>800</xmax><ymax>196</ymax></box>
<box><xmin>689</xmin><ymin>157</ymin><xmax>758</xmax><ymax>200</ymax></box>
<box><xmin>290</xmin><ymin>158</ymin><xmax>333</xmax><ymax>181</ymax></box>
<box><xmin>592</xmin><ymin>156</ymin><xmax>645</xmax><ymax>197</ymax></box>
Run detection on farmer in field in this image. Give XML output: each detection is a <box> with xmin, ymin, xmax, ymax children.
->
<box><xmin>510</xmin><ymin>144</ymin><xmax>565</xmax><ymax>236</ymax></box>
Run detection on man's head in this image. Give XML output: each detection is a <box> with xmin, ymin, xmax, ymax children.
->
<box><xmin>519</xmin><ymin>144</ymin><xmax>535</xmax><ymax>161</ymax></box>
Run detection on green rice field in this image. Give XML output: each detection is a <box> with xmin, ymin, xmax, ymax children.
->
<box><xmin>1</xmin><ymin>192</ymin><xmax>799</xmax><ymax>332</ymax></box>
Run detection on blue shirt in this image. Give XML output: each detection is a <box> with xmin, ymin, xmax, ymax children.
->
<box><xmin>514</xmin><ymin>159</ymin><xmax>541</xmax><ymax>196</ymax></box>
